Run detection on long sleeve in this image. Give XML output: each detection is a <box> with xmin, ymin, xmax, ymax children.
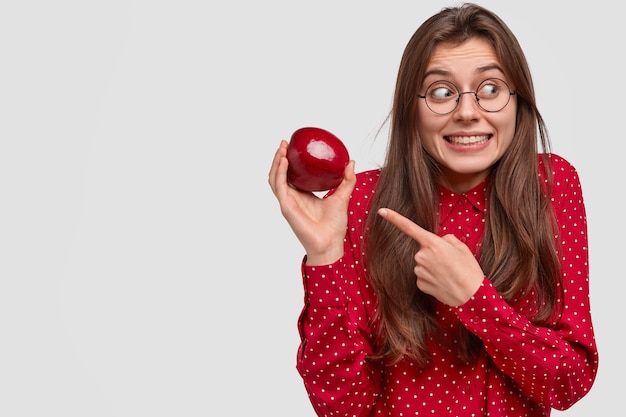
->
<box><xmin>454</xmin><ymin>155</ymin><xmax>599</xmax><ymax>409</ymax></box>
<box><xmin>296</xmin><ymin>258</ymin><xmax>380</xmax><ymax>416</ymax></box>
<box><xmin>295</xmin><ymin>170</ymin><xmax>382</xmax><ymax>417</ymax></box>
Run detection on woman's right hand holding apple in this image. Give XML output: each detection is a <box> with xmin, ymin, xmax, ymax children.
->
<box><xmin>268</xmin><ymin>140</ymin><xmax>356</xmax><ymax>265</ymax></box>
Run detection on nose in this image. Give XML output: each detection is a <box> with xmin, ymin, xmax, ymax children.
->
<box><xmin>454</xmin><ymin>91</ymin><xmax>481</xmax><ymax>119</ymax></box>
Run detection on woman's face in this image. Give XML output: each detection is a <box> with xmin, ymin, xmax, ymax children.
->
<box><xmin>416</xmin><ymin>37</ymin><xmax>517</xmax><ymax>193</ymax></box>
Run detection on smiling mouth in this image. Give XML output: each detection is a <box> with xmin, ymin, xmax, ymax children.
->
<box><xmin>445</xmin><ymin>135</ymin><xmax>491</xmax><ymax>145</ymax></box>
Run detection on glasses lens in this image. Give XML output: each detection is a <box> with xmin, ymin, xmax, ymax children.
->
<box><xmin>475</xmin><ymin>78</ymin><xmax>512</xmax><ymax>112</ymax></box>
<box><xmin>424</xmin><ymin>81</ymin><xmax>458</xmax><ymax>114</ymax></box>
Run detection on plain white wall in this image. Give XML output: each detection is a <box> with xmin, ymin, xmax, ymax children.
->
<box><xmin>0</xmin><ymin>1</ymin><xmax>620</xmax><ymax>415</ymax></box>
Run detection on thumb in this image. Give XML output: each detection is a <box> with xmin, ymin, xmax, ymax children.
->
<box><xmin>330</xmin><ymin>160</ymin><xmax>356</xmax><ymax>200</ymax></box>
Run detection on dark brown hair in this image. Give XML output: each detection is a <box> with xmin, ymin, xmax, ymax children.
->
<box><xmin>365</xmin><ymin>3</ymin><xmax>560</xmax><ymax>366</ymax></box>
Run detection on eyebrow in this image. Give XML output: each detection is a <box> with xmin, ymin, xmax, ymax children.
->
<box><xmin>423</xmin><ymin>64</ymin><xmax>506</xmax><ymax>79</ymax></box>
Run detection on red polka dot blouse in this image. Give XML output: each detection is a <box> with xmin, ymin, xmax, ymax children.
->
<box><xmin>296</xmin><ymin>154</ymin><xmax>598</xmax><ymax>416</ymax></box>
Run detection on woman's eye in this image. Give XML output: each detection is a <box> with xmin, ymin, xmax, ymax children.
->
<box><xmin>430</xmin><ymin>86</ymin><xmax>454</xmax><ymax>99</ymax></box>
<box><xmin>479</xmin><ymin>83</ymin><xmax>499</xmax><ymax>97</ymax></box>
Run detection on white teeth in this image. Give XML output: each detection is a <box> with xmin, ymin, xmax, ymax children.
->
<box><xmin>447</xmin><ymin>135</ymin><xmax>489</xmax><ymax>145</ymax></box>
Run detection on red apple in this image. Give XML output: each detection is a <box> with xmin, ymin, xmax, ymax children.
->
<box><xmin>286</xmin><ymin>127</ymin><xmax>350</xmax><ymax>192</ymax></box>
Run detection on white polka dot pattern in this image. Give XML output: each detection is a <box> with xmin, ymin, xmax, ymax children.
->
<box><xmin>296</xmin><ymin>154</ymin><xmax>598</xmax><ymax>416</ymax></box>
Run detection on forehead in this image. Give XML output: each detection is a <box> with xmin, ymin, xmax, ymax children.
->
<box><xmin>425</xmin><ymin>38</ymin><xmax>503</xmax><ymax>78</ymax></box>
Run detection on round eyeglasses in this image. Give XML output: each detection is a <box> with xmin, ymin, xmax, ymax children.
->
<box><xmin>417</xmin><ymin>78</ymin><xmax>516</xmax><ymax>115</ymax></box>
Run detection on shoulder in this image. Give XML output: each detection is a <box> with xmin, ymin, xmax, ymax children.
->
<box><xmin>325</xmin><ymin>168</ymin><xmax>380</xmax><ymax>201</ymax></box>
<box><xmin>353</xmin><ymin>169</ymin><xmax>381</xmax><ymax>203</ymax></box>
<box><xmin>538</xmin><ymin>153</ymin><xmax>581</xmax><ymax>184</ymax></box>
<box><xmin>355</xmin><ymin>168</ymin><xmax>381</xmax><ymax>190</ymax></box>
<box><xmin>537</xmin><ymin>153</ymin><xmax>585</xmax><ymax>208</ymax></box>
<box><xmin>346</xmin><ymin>168</ymin><xmax>381</xmax><ymax>215</ymax></box>
<box><xmin>538</xmin><ymin>153</ymin><xmax>578</xmax><ymax>174</ymax></box>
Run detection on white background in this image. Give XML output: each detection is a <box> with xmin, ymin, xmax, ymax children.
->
<box><xmin>0</xmin><ymin>1</ymin><xmax>621</xmax><ymax>415</ymax></box>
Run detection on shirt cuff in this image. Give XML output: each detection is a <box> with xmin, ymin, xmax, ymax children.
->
<box><xmin>454</xmin><ymin>277</ymin><xmax>516</xmax><ymax>333</ymax></box>
<box><xmin>301</xmin><ymin>256</ymin><xmax>348</xmax><ymax>307</ymax></box>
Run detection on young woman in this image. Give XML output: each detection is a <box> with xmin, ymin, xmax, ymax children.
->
<box><xmin>268</xmin><ymin>3</ymin><xmax>598</xmax><ymax>416</ymax></box>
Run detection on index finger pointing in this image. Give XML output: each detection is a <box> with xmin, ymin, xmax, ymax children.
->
<box><xmin>377</xmin><ymin>208</ymin><xmax>437</xmax><ymax>244</ymax></box>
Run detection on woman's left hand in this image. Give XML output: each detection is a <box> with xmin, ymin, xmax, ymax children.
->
<box><xmin>378</xmin><ymin>207</ymin><xmax>485</xmax><ymax>306</ymax></box>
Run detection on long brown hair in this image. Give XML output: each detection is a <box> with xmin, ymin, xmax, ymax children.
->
<box><xmin>365</xmin><ymin>3</ymin><xmax>561</xmax><ymax>366</ymax></box>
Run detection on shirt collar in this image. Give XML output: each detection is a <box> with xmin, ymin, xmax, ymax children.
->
<box><xmin>437</xmin><ymin>178</ymin><xmax>489</xmax><ymax>220</ymax></box>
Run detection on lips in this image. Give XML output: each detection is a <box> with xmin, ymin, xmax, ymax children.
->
<box><xmin>445</xmin><ymin>135</ymin><xmax>491</xmax><ymax>145</ymax></box>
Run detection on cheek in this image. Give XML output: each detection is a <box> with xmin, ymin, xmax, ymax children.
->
<box><xmin>496</xmin><ymin>112</ymin><xmax>517</xmax><ymax>147</ymax></box>
<box><xmin>502</xmin><ymin>101</ymin><xmax>518</xmax><ymax>139</ymax></box>
<box><xmin>416</xmin><ymin>108</ymin><xmax>445</xmax><ymax>145</ymax></box>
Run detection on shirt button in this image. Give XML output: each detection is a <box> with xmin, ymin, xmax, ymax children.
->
<box><xmin>470</xmin><ymin>316</ymin><xmax>481</xmax><ymax>324</ymax></box>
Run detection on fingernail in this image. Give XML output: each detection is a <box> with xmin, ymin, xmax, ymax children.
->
<box><xmin>378</xmin><ymin>208</ymin><xmax>388</xmax><ymax>217</ymax></box>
